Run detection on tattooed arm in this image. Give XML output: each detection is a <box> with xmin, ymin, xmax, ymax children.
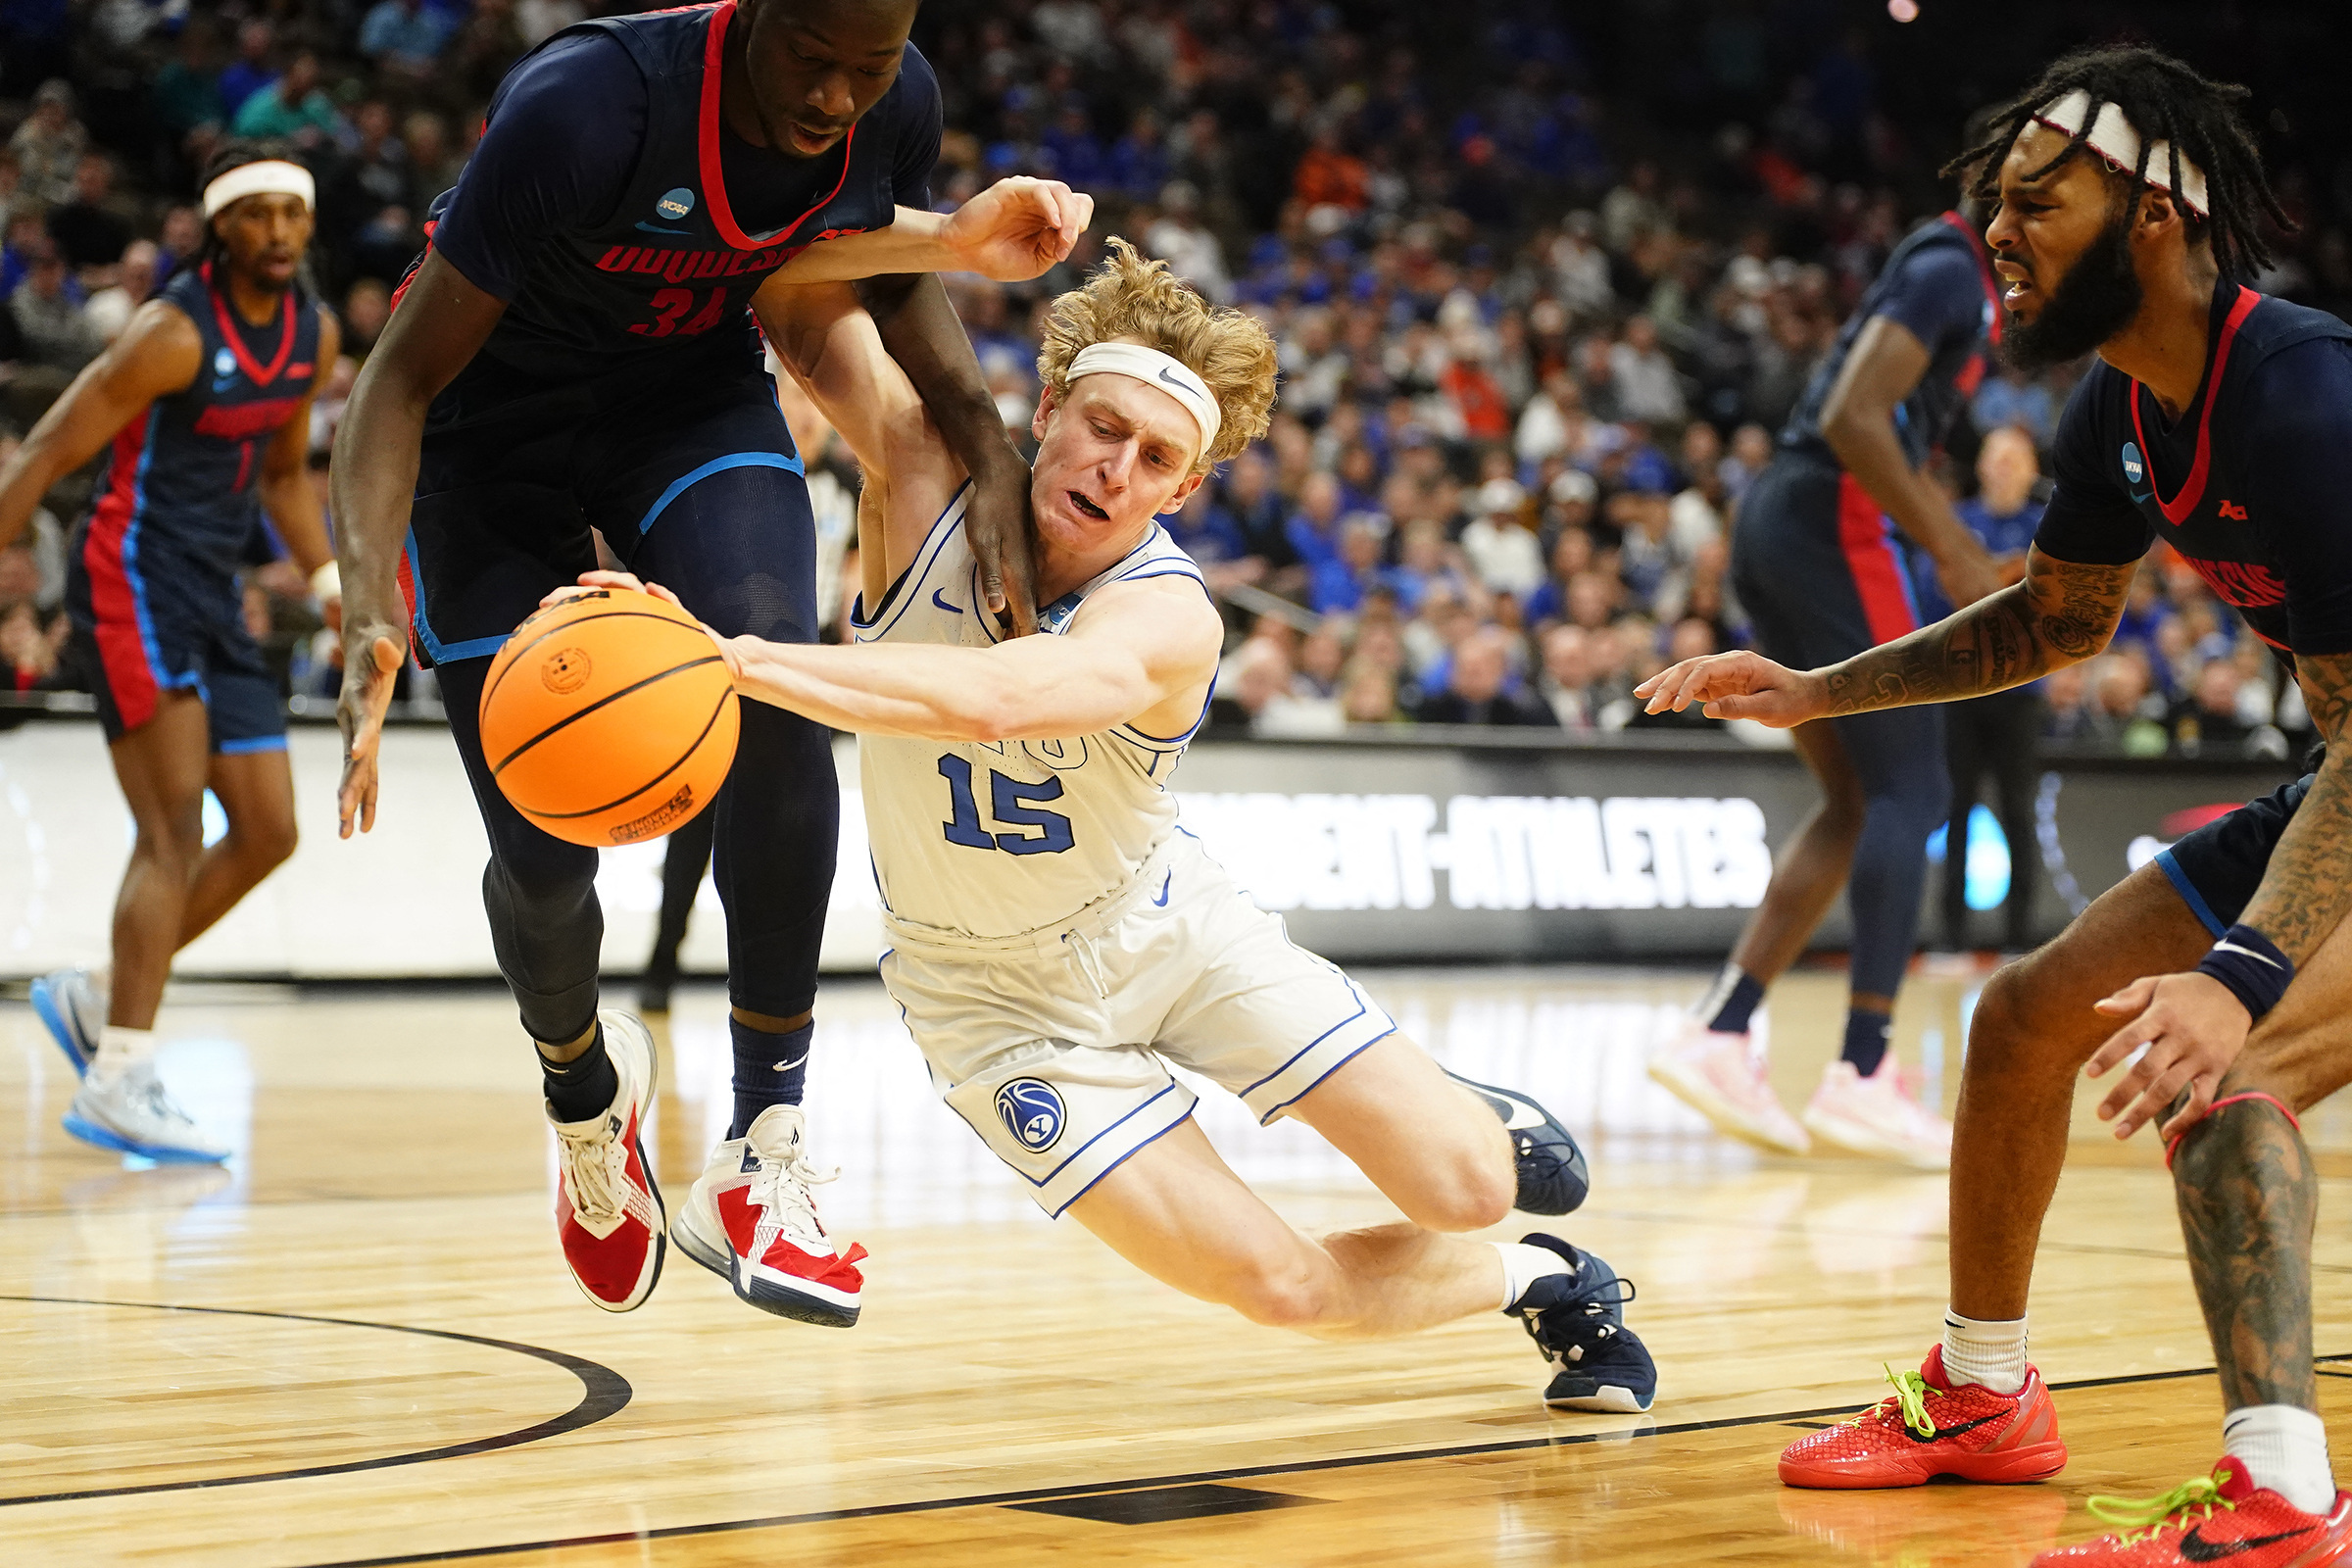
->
<box><xmin>1635</xmin><ymin>546</ymin><xmax>2134</xmax><ymax>724</ymax></box>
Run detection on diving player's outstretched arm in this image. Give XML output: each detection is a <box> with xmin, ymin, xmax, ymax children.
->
<box><xmin>329</xmin><ymin>250</ymin><xmax>510</xmax><ymax>836</ymax></box>
<box><xmin>567</xmin><ymin>568</ymin><xmax>1220</xmax><ymax>745</ymax></box>
<box><xmin>0</xmin><ymin>300</ymin><xmax>202</xmax><ymax>550</ymax></box>
<box><xmin>1636</xmin><ymin>544</ymin><xmax>2136</xmax><ymax>725</ymax></box>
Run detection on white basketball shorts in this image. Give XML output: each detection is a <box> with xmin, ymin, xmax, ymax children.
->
<box><xmin>879</xmin><ymin>831</ymin><xmax>1397</xmax><ymax>1216</ymax></box>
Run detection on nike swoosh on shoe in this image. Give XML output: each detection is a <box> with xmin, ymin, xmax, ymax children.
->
<box><xmin>2179</xmin><ymin>1525</ymin><xmax>2320</xmax><ymax>1561</ymax></box>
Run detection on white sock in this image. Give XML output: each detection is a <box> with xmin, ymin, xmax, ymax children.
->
<box><xmin>2225</xmin><ymin>1404</ymin><xmax>2336</xmax><ymax>1514</ymax></box>
<box><xmin>92</xmin><ymin>1025</ymin><xmax>157</xmax><ymax>1085</ymax></box>
<box><xmin>1941</xmin><ymin>1309</ymin><xmax>2029</xmax><ymax>1395</ymax></box>
<box><xmin>1494</xmin><ymin>1241</ymin><xmax>1573</xmax><ymax>1311</ymax></box>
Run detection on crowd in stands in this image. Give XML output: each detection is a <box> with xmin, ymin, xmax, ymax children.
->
<box><xmin>0</xmin><ymin>0</ymin><xmax>2340</xmax><ymax>760</ymax></box>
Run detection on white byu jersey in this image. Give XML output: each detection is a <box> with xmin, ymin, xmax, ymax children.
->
<box><xmin>853</xmin><ymin>485</ymin><xmax>1213</xmax><ymax>938</ymax></box>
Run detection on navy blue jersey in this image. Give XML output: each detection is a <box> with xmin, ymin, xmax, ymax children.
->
<box><xmin>1781</xmin><ymin>212</ymin><xmax>2002</xmax><ymax>468</ymax></box>
<box><xmin>413</xmin><ymin>1</ymin><xmax>940</xmax><ymax>387</ymax></box>
<box><xmin>85</xmin><ymin>265</ymin><xmax>322</xmax><ymax>573</ymax></box>
<box><xmin>2035</xmin><ymin>286</ymin><xmax>2352</xmax><ymax>659</ymax></box>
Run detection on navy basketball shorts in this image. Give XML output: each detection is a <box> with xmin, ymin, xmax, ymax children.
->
<box><xmin>2154</xmin><ymin>774</ymin><xmax>2313</xmax><ymax>937</ymax></box>
<box><xmin>401</xmin><ymin>351</ymin><xmax>818</xmax><ymax>661</ymax></box>
<box><xmin>1732</xmin><ymin>452</ymin><xmax>1933</xmax><ymax>670</ymax></box>
<box><xmin>63</xmin><ymin>527</ymin><xmax>285</xmax><ymax>753</ymax></box>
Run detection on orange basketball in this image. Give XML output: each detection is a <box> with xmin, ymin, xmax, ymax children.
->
<box><xmin>478</xmin><ymin>586</ymin><xmax>740</xmax><ymax>848</ymax></box>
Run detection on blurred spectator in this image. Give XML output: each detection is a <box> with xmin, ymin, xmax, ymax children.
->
<box><xmin>11</xmin><ymin>80</ymin><xmax>86</xmax><ymax>205</ymax></box>
<box><xmin>151</xmin><ymin>20</ymin><xmax>228</xmax><ymax>152</ymax></box>
<box><xmin>233</xmin><ymin>51</ymin><xmax>343</xmax><ymax>144</ymax></box>
<box><xmin>1310</xmin><ymin>516</ymin><xmax>1386</xmax><ymax>615</ymax></box>
<box><xmin>1537</xmin><ymin>623</ymin><xmax>1599</xmax><ymax>730</ymax></box>
<box><xmin>217</xmin><ymin>20</ymin><xmax>278</xmax><ymax>121</ymax></box>
<box><xmin>516</xmin><ymin>0</ymin><xmax>587</xmax><ymax>49</ymax></box>
<box><xmin>11</xmin><ymin>238</ymin><xmax>102</xmax><ymax>373</ymax></box>
<box><xmin>1972</xmin><ymin>364</ymin><xmax>2058</xmax><ymax>449</ymax></box>
<box><xmin>1610</xmin><ymin>316</ymin><xmax>1686</xmax><ymax>423</ymax></box>
<box><xmin>342</xmin><ymin>278</ymin><xmax>393</xmax><ymax>361</ymax></box>
<box><xmin>1415</xmin><ymin>627</ymin><xmax>1556</xmax><ymax>726</ymax></box>
<box><xmin>47</xmin><ymin>153</ymin><xmax>132</xmax><ymax>273</ymax></box>
<box><xmin>1460</xmin><ymin>479</ymin><xmax>1544</xmax><ymax>599</ymax></box>
<box><xmin>1144</xmin><ymin>181</ymin><xmax>1231</xmax><ymax>303</ymax></box>
<box><xmin>83</xmin><ymin>238</ymin><xmax>158</xmax><ymax>340</ymax></box>
<box><xmin>361</xmin><ymin>0</ymin><xmax>460</xmax><ymax>79</ymax></box>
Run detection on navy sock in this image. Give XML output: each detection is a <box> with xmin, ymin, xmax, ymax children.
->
<box><xmin>1699</xmin><ymin>964</ymin><xmax>1766</xmax><ymax>1035</ymax></box>
<box><xmin>729</xmin><ymin>1016</ymin><xmax>812</xmax><ymax>1140</ymax></box>
<box><xmin>1842</xmin><ymin>1008</ymin><xmax>1891</xmax><ymax>1078</ymax></box>
<box><xmin>540</xmin><ymin>1023</ymin><xmax>618</xmax><ymax>1124</ymax></box>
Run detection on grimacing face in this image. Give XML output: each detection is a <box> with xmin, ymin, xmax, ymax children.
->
<box><xmin>1028</xmin><ymin>369</ymin><xmax>1208</xmax><ymax>559</ymax></box>
<box><xmin>741</xmin><ymin>0</ymin><xmax>915</xmax><ymax>159</ymax></box>
<box><xmin>1984</xmin><ymin>121</ymin><xmax>2170</xmax><ymax>369</ymax></box>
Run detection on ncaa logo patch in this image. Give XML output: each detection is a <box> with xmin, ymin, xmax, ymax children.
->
<box><xmin>213</xmin><ymin>347</ymin><xmax>236</xmax><ymax>377</ymax></box>
<box><xmin>995</xmin><ymin>1077</ymin><xmax>1066</xmax><ymax>1153</ymax></box>
<box><xmin>2121</xmin><ymin>442</ymin><xmax>2145</xmax><ymax>485</ymax></box>
<box><xmin>657</xmin><ymin>187</ymin><xmax>696</xmax><ymax>220</ymax></box>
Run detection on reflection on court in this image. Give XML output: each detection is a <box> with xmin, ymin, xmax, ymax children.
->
<box><xmin>7</xmin><ymin>964</ymin><xmax>2348</xmax><ymax>1566</ymax></box>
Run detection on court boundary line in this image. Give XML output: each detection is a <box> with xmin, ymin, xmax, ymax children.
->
<box><xmin>289</xmin><ymin>1360</ymin><xmax>2282</xmax><ymax>1567</ymax></box>
<box><xmin>0</xmin><ymin>1295</ymin><xmax>632</xmax><ymax>1506</ymax></box>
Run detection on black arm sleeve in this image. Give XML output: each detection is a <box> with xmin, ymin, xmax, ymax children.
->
<box><xmin>2033</xmin><ymin>370</ymin><xmax>2153</xmax><ymax>565</ymax></box>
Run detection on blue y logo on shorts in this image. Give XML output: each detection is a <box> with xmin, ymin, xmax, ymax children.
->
<box><xmin>995</xmin><ymin>1078</ymin><xmax>1066</xmax><ymax>1152</ymax></box>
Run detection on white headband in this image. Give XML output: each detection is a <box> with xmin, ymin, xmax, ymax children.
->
<box><xmin>1065</xmin><ymin>341</ymin><xmax>1221</xmax><ymax>457</ymax></box>
<box><xmin>2032</xmin><ymin>89</ymin><xmax>2209</xmax><ymax>219</ymax></box>
<box><xmin>202</xmin><ymin>160</ymin><xmax>316</xmax><ymax>220</ymax></box>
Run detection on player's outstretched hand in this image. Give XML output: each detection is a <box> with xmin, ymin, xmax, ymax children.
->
<box><xmin>555</xmin><ymin>571</ymin><xmax>745</xmax><ymax>680</ymax></box>
<box><xmin>1634</xmin><ymin>650</ymin><xmax>1827</xmax><ymax>727</ymax></box>
<box><xmin>945</xmin><ymin>176</ymin><xmax>1096</xmax><ymax>282</ymax></box>
<box><xmin>335</xmin><ymin>625</ymin><xmax>406</xmax><ymax>839</ymax></box>
<box><xmin>2083</xmin><ymin>970</ymin><xmax>2253</xmax><ymax>1142</ymax></box>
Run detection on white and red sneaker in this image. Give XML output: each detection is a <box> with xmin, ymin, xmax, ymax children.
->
<box><xmin>1803</xmin><ymin>1055</ymin><xmax>1953</xmax><ymax>1170</ymax></box>
<box><xmin>547</xmin><ymin>1011</ymin><xmax>665</xmax><ymax>1312</ymax></box>
<box><xmin>672</xmin><ymin>1104</ymin><xmax>866</xmax><ymax>1327</ymax></box>
<box><xmin>2034</xmin><ymin>1461</ymin><xmax>2352</xmax><ymax>1565</ymax></box>
<box><xmin>1647</xmin><ymin>1015</ymin><xmax>1810</xmax><ymax>1153</ymax></box>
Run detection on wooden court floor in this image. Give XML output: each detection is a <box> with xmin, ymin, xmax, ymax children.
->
<box><xmin>10</xmin><ymin>965</ymin><xmax>2352</xmax><ymax>1567</ymax></box>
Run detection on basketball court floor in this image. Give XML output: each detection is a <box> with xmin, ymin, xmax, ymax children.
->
<box><xmin>11</xmin><ymin>964</ymin><xmax>2352</xmax><ymax>1566</ymax></box>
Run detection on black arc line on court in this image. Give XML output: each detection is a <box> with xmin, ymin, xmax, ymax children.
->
<box><xmin>290</xmin><ymin>1358</ymin><xmax>2314</xmax><ymax>1568</ymax></box>
<box><xmin>0</xmin><ymin>1295</ymin><xmax>631</xmax><ymax>1506</ymax></box>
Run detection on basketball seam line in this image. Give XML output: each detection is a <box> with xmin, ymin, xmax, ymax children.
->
<box><xmin>478</xmin><ymin>610</ymin><xmax>714</xmax><ymax>716</ymax></box>
<box><xmin>487</xmin><ymin>655</ymin><xmax>726</xmax><ymax>779</ymax></box>
<box><xmin>522</xmin><ymin>681</ymin><xmax>736</xmax><ymax>822</ymax></box>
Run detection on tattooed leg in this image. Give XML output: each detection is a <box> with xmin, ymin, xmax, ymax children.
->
<box><xmin>2172</xmin><ymin>1096</ymin><xmax>2318</xmax><ymax>1415</ymax></box>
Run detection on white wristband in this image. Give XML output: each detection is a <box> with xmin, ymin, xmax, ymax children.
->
<box><xmin>310</xmin><ymin>562</ymin><xmax>342</xmax><ymax>601</ymax></box>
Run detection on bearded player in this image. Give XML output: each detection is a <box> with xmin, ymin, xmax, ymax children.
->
<box><xmin>1</xmin><ymin>143</ymin><xmax>336</xmax><ymax>1163</ymax></box>
<box><xmin>565</xmin><ymin>241</ymin><xmax>1651</xmax><ymax>1409</ymax></box>
<box><xmin>1640</xmin><ymin>46</ymin><xmax>2352</xmax><ymax>1565</ymax></box>
<box><xmin>330</xmin><ymin>0</ymin><xmax>1089</xmax><ymax>1324</ymax></box>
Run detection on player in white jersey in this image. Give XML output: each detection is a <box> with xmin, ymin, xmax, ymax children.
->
<box><xmin>566</xmin><ymin>240</ymin><xmax>1656</xmax><ymax>1409</ymax></box>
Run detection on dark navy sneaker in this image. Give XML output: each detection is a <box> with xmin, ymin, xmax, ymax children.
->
<box><xmin>1512</xmin><ymin>1233</ymin><xmax>1655</xmax><ymax>1413</ymax></box>
<box><xmin>1446</xmin><ymin>1070</ymin><xmax>1589</xmax><ymax>1214</ymax></box>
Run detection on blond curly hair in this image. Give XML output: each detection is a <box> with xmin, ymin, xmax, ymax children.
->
<box><xmin>1035</xmin><ymin>236</ymin><xmax>1277</xmax><ymax>471</ymax></box>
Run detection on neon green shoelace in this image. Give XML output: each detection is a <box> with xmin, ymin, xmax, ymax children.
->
<box><xmin>1848</xmin><ymin>1363</ymin><xmax>1936</xmax><ymax>1439</ymax></box>
<box><xmin>2085</xmin><ymin>1468</ymin><xmax>2235</xmax><ymax>1544</ymax></box>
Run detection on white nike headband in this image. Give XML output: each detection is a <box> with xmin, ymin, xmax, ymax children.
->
<box><xmin>202</xmin><ymin>160</ymin><xmax>316</xmax><ymax>220</ymax></box>
<box><xmin>1065</xmin><ymin>341</ymin><xmax>1222</xmax><ymax>457</ymax></box>
<box><xmin>2031</xmin><ymin>89</ymin><xmax>2210</xmax><ymax>220</ymax></box>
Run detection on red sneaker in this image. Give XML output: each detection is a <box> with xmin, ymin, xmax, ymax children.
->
<box><xmin>1780</xmin><ymin>1346</ymin><xmax>2067</xmax><ymax>1489</ymax></box>
<box><xmin>547</xmin><ymin>1012</ymin><xmax>666</xmax><ymax>1312</ymax></box>
<box><xmin>672</xmin><ymin>1104</ymin><xmax>866</xmax><ymax>1327</ymax></box>
<box><xmin>2034</xmin><ymin>1462</ymin><xmax>2352</xmax><ymax>1565</ymax></box>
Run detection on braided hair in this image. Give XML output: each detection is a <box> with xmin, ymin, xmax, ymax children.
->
<box><xmin>195</xmin><ymin>137</ymin><xmax>305</xmax><ymax>271</ymax></box>
<box><xmin>1941</xmin><ymin>45</ymin><xmax>2290</xmax><ymax>280</ymax></box>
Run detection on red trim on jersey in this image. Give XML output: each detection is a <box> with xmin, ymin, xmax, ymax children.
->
<box><xmin>698</xmin><ymin>0</ymin><xmax>858</xmax><ymax>251</ymax></box>
<box><xmin>82</xmin><ymin>419</ymin><xmax>160</xmax><ymax>732</ymax></box>
<box><xmin>1939</xmin><ymin>210</ymin><xmax>2004</xmax><ymax>345</ymax></box>
<box><xmin>395</xmin><ymin>537</ymin><xmax>424</xmax><ymax>664</ymax></box>
<box><xmin>201</xmin><ymin>262</ymin><xmax>298</xmax><ymax>386</ymax></box>
<box><xmin>1837</xmin><ymin>471</ymin><xmax>1919</xmax><ymax>646</ymax></box>
<box><xmin>2129</xmin><ymin>285</ymin><xmax>2259</xmax><ymax>527</ymax></box>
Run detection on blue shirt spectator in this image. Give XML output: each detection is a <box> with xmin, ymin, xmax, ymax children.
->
<box><xmin>1913</xmin><ymin>424</ymin><xmax>2048</xmax><ymax>623</ymax></box>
